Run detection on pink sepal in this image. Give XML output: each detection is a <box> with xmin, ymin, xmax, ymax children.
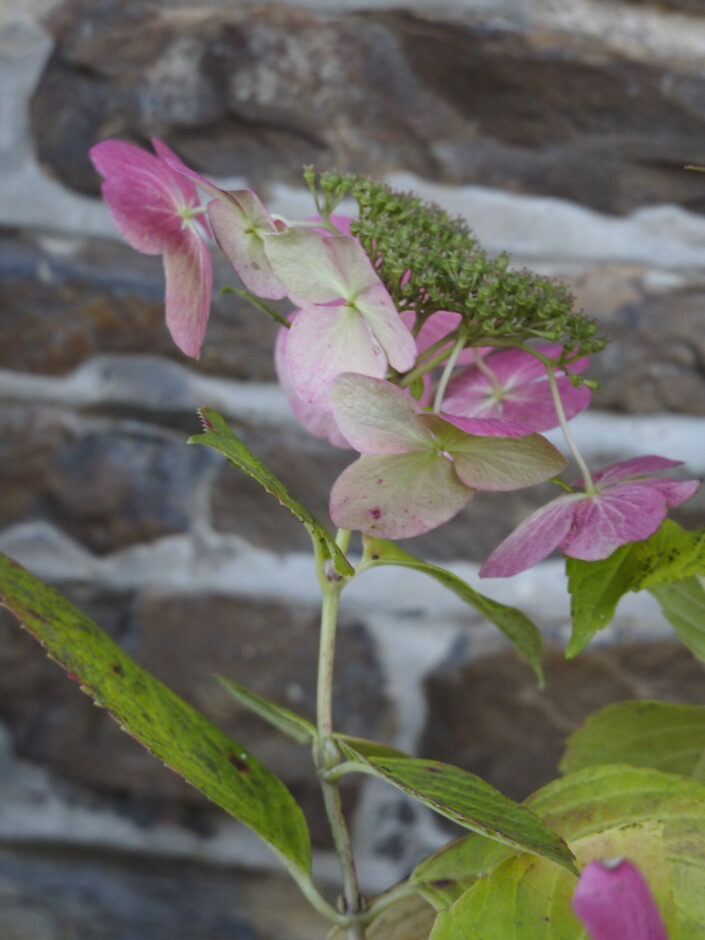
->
<box><xmin>572</xmin><ymin>859</ymin><xmax>668</xmax><ymax>940</ymax></box>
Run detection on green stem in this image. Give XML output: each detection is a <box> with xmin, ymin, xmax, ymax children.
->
<box><xmin>222</xmin><ymin>286</ymin><xmax>291</xmax><ymax>328</ymax></box>
<box><xmin>433</xmin><ymin>333</ymin><xmax>466</xmax><ymax>412</ymax></box>
<box><xmin>545</xmin><ymin>363</ymin><xmax>596</xmax><ymax>494</ymax></box>
<box><xmin>314</xmin><ymin>532</ymin><xmax>365</xmax><ymax>939</ymax></box>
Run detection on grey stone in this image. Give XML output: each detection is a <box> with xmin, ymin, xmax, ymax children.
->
<box><xmin>0</xmin><ymin>847</ymin><xmax>260</xmax><ymax>939</ymax></box>
<box><xmin>29</xmin><ymin>1</ymin><xmax>705</xmax><ymax>213</ymax></box>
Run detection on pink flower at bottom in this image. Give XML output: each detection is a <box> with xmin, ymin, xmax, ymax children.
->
<box><xmin>572</xmin><ymin>859</ymin><xmax>668</xmax><ymax>940</ymax></box>
<box><xmin>90</xmin><ymin>138</ymin><xmax>213</xmax><ymax>359</ymax></box>
<box><xmin>480</xmin><ymin>456</ymin><xmax>699</xmax><ymax>578</ymax></box>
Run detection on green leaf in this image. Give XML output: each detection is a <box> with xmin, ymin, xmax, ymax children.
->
<box><xmin>651</xmin><ymin>576</ymin><xmax>705</xmax><ymax>665</ymax></box>
<box><xmin>566</xmin><ymin>521</ymin><xmax>705</xmax><ymax>656</ymax></box>
<box><xmin>327</xmin><ymin>892</ymin><xmax>437</xmax><ymax>940</ymax></box>
<box><xmin>430</xmin><ymin>764</ymin><xmax>705</xmax><ymax>940</ymax></box>
<box><xmin>337</xmin><ymin>741</ymin><xmax>575</xmax><ymax>872</ymax></box>
<box><xmin>190</xmin><ymin>408</ymin><xmax>353</xmax><ymax>576</ymax></box>
<box><xmin>216</xmin><ymin>676</ymin><xmax>315</xmax><ymax>746</ymax></box>
<box><xmin>0</xmin><ymin>552</ymin><xmax>311</xmax><ymax>873</ymax></box>
<box><xmin>565</xmin><ymin>545</ymin><xmax>640</xmax><ymax>656</ymax></box>
<box><xmin>411</xmin><ymin>834</ymin><xmax>518</xmax><ymax>910</ymax></box>
<box><xmin>560</xmin><ymin>700</ymin><xmax>705</xmax><ymax>782</ymax></box>
<box><xmin>361</xmin><ymin>536</ymin><xmax>544</xmax><ymax>684</ymax></box>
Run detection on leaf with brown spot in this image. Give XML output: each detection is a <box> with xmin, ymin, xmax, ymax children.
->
<box><xmin>0</xmin><ymin>551</ymin><xmax>311</xmax><ymax>874</ymax></box>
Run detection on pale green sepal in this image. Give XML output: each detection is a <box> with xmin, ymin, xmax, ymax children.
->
<box><xmin>361</xmin><ymin>536</ymin><xmax>544</xmax><ymax>684</ymax></box>
<box><xmin>190</xmin><ymin>407</ymin><xmax>353</xmax><ymax>576</ymax></box>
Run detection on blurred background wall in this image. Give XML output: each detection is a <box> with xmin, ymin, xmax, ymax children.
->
<box><xmin>2</xmin><ymin>0</ymin><xmax>705</xmax><ymax>936</ymax></box>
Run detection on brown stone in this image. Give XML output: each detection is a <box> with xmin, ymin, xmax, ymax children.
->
<box><xmin>32</xmin><ymin>2</ymin><xmax>705</xmax><ymax>213</ymax></box>
<box><xmin>0</xmin><ymin>232</ymin><xmax>281</xmax><ymax>380</ymax></box>
<box><xmin>419</xmin><ymin>641</ymin><xmax>705</xmax><ymax>806</ymax></box>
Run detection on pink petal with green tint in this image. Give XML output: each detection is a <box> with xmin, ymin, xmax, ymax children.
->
<box><xmin>479</xmin><ymin>495</ymin><xmax>581</xmax><ymax>578</ymax></box>
<box><xmin>162</xmin><ymin>231</ymin><xmax>213</xmax><ymax>359</ymax></box>
<box><xmin>420</xmin><ymin>415</ymin><xmax>567</xmax><ymax>491</ymax></box>
<box><xmin>264</xmin><ymin>229</ymin><xmax>416</xmax><ymax>372</ymax></box>
<box><xmin>355</xmin><ymin>280</ymin><xmax>416</xmax><ymax>372</ymax></box>
<box><xmin>90</xmin><ymin>140</ymin><xmax>188</xmax><ymax>253</ymax></box>
<box><xmin>286</xmin><ymin>304</ymin><xmax>387</xmax><ymax>408</ymax></box>
<box><xmin>208</xmin><ymin>198</ymin><xmax>285</xmax><ymax>298</ymax></box>
<box><xmin>330</xmin><ymin>451</ymin><xmax>473</xmax><ymax>538</ymax></box>
<box><xmin>330</xmin><ymin>374</ymin><xmax>429</xmax><ymax>454</ymax></box>
<box><xmin>572</xmin><ymin>859</ymin><xmax>668</xmax><ymax>940</ymax></box>
<box><xmin>167</xmin><ymin>160</ymin><xmax>286</xmax><ymax>299</ymax></box>
<box><xmin>274</xmin><ymin>316</ymin><xmax>350</xmax><ymax>448</ymax></box>
<box><xmin>263</xmin><ymin>229</ymin><xmax>369</xmax><ymax>304</ymax></box>
<box><xmin>439</xmin><ymin>413</ymin><xmax>538</xmax><ymax>438</ymax></box>
<box><xmin>444</xmin><ymin>344</ymin><xmax>590</xmax><ymax>431</ymax></box>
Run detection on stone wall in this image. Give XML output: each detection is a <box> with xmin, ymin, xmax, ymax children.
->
<box><xmin>2</xmin><ymin>0</ymin><xmax>705</xmax><ymax>936</ymax></box>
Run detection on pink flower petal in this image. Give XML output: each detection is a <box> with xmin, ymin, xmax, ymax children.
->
<box><xmin>560</xmin><ymin>486</ymin><xmax>669</xmax><ymax>561</ymax></box>
<box><xmin>274</xmin><ymin>317</ymin><xmax>350</xmax><ymax>448</ymax></box>
<box><xmin>479</xmin><ymin>496</ymin><xmax>581</xmax><ymax>578</ymax></box>
<box><xmin>330</xmin><ymin>374</ymin><xmax>429</xmax><ymax>455</ymax></box>
<box><xmin>444</xmin><ymin>345</ymin><xmax>591</xmax><ymax>431</ymax></box>
<box><xmin>355</xmin><ymin>280</ymin><xmax>417</xmax><ymax>372</ymax></box>
<box><xmin>419</xmin><ymin>415</ymin><xmax>566</xmax><ymax>491</ymax></box>
<box><xmin>90</xmin><ymin>140</ymin><xmax>187</xmax><ymax>253</ymax></box>
<box><xmin>330</xmin><ymin>451</ymin><xmax>473</xmax><ymax>539</ymax></box>
<box><xmin>572</xmin><ymin>859</ymin><xmax>668</xmax><ymax>940</ymax></box>
<box><xmin>285</xmin><ymin>304</ymin><xmax>387</xmax><ymax>408</ymax></box>
<box><xmin>562</xmin><ymin>477</ymin><xmax>698</xmax><ymax>560</ymax></box>
<box><xmin>439</xmin><ymin>413</ymin><xmax>538</xmax><ymax>439</ymax></box>
<box><xmin>165</xmin><ymin>160</ymin><xmax>286</xmax><ymax>298</ymax></box>
<box><xmin>264</xmin><ymin>229</ymin><xmax>416</xmax><ymax>372</ymax></box>
<box><xmin>590</xmin><ymin>456</ymin><xmax>686</xmax><ymax>487</ymax></box>
<box><xmin>150</xmin><ymin>138</ymin><xmax>205</xmax><ymax>229</ymax></box>
<box><xmin>162</xmin><ymin>231</ymin><xmax>213</xmax><ymax>359</ymax></box>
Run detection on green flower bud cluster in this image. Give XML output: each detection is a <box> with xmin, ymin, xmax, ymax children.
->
<box><xmin>318</xmin><ymin>172</ymin><xmax>605</xmax><ymax>358</ymax></box>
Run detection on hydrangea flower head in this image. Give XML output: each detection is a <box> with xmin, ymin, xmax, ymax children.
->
<box><xmin>572</xmin><ymin>859</ymin><xmax>668</xmax><ymax>940</ymax></box>
<box><xmin>481</xmin><ymin>456</ymin><xmax>699</xmax><ymax>578</ymax></box>
<box><xmin>329</xmin><ymin>374</ymin><xmax>566</xmax><ymax>539</ymax></box>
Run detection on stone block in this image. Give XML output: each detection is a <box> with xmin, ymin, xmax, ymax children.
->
<box><xmin>30</xmin><ymin>2</ymin><xmax>705</xmax><ymax>214</ymax></box>
<box><xmin>0</xmin><ymin>232</ymin><xmax>281</xmax><ymax>380</ymax></box>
